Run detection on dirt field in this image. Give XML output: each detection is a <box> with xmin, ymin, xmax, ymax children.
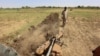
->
<box><xmin>0</xmin><ymin>8</ymin><xmax>100</xmax><ymax>56</ymax></box>
<box><xmin>0</xmin><ymin>8</ymin><xmax>62</xmax><ymax>43</ymax></box>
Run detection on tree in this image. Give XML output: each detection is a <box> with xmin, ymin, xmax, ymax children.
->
<box><xmin>21</xmin><ymin>6</ymin><xmax>31</xmax><ymax>9</ymax></box>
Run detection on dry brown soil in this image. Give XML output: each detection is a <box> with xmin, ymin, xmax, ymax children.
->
<box><xmin>0</xmin><ymin>13</ymin><xmax>100</xmax><ymax>56</ymax></box>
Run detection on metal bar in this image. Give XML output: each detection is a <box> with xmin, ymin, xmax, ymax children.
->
<box><xmin>46</xmin><ymin>38</ymin><xmax>56</xmax><ymax>56</ymax></box>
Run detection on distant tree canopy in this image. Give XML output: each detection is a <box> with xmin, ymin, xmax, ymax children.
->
<box><xmin>0</xmin><ymin>6</ymin><xmax>100</xmax><ymax>9</ymax></box>
<box><xmin>76</xmin><ymin>5</ymin><xmax>100</xmax><ymax>9</ymax></box>
<box><xmin>21</xmin><ymin>6</ymin><xmax>31</xmax><ymax>9</ymax></box>
<box><xmin>35</xmin><ymin>6</ymin><xmax>62</xmax><ymax>8</ymax></box>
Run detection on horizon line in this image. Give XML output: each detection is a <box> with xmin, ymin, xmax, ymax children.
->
<box><xmin>0</xmin><ymin>5</ymin><xmax>100</xmax><ymax>8</ymax></box>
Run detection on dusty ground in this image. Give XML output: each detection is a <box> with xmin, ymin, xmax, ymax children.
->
<box><xmin>0</xmin><ymin>10</ymin><xmax>100</xmax><ymax>56</ymax></box>
<box><xmin>10</xmin><ymin>13</ymin><xmax>60</xmax><ymax>56</ymax></box>
<box><xmin>62</xmin><ymin>17</ymin><xmax>100</xmax><ymax>56</ymax></box>
<box><xmin>0</xmin><ymin>20</ymin><xmax>26</xmax><ymax>38</ymax></box>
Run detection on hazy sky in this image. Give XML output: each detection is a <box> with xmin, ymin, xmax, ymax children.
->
<box><xmin>0</xmin><ymin>0</ymin><xmax>100</xmax><ymax>8</ymax></box>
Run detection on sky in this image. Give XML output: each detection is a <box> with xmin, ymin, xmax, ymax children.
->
<box><xmin>0</xmin><ymin>0</ymin><xmax>100</xmax><ymax>8</ymax></box>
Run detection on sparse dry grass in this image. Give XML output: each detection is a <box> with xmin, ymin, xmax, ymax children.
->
<box><xmin>69</xmin><ymin>9</ymin><xmax>100</xmax><ymax>22</ymax></box>
<box><xmin>0</xmin><ymin>8</ymin><xmax>62</xmax><ymax>38</ymax></box>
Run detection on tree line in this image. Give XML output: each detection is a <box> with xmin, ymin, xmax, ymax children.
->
<box><xmin>76</xmin><ymin>6</ymin><xmax>100</xmax><ymax>9</ymax></box>
<box><xmin>0</xmin><ymin>6</ymin><xmax>100</xmax><ymax>9</ymax></box>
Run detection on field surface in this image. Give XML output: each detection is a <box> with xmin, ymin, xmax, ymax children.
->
<box><xmin>0</xmin><ymin>8</ymin><xmax>61</xmax><ymax>39</ymax></box>
<box><xmin>0</xmin><ymin>8</ymin><xmax>100</xmax><ymax>56</ymax></box>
